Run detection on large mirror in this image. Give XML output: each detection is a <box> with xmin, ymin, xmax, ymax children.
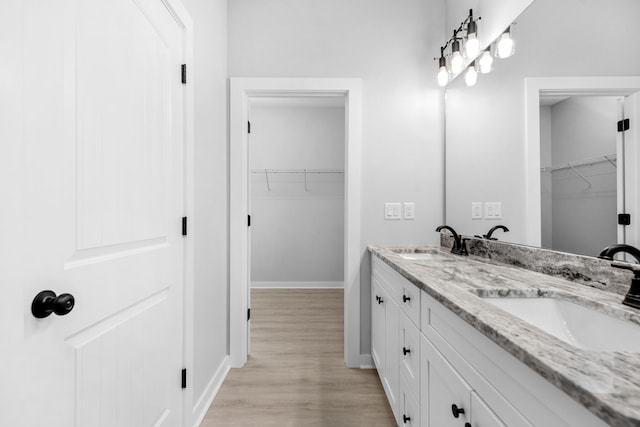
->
<box><xmin>445</xmin><ymin>0</ymin><xmax>640</xmax><ymax>258</ymax></box>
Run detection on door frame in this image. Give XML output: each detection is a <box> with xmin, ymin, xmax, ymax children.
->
<box><xmin>229</xmin><ymin>78</ymin><xmax>362</xmax><ymax>368</ymax></box>
<box><xmin>524</xmin><ymin>76</ymin><xmax>640</xmax><ymax>247</ymax></box>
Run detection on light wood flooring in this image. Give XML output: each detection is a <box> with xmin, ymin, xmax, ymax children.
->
<box><xmin>202</xmin><ymin>289</ymin><xmax>396</xmax><ymax>426</ymax></box>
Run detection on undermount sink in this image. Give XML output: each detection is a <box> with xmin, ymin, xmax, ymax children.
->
<box><xmin>482</xmin><ymin>296</ymin><xmax>640</xmax><ymax>352</ymax></box>
<box><xmin>396</xmin><ymin>251</ymin><xmax>450</xmax><ymax>261</ymax></box>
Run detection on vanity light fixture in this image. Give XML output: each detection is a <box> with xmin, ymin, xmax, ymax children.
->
<box><xmin>478</xmin><ymin>49</ymin><xmax>494</xmax><ymax>74</ymax></box>
<box><xmin>464</xmin><ymin>61</ymin><xmax>478</xmax><ymax>86</ymax></box>
<box><xmin>434</xmin><ymin>9</ymin><xmax>482</xmax><ymax>86</ymax></box>
<box><xmin>495</xmin><ymin>26</ymin><xmax>515</xmax><ymax>59</ymax></box>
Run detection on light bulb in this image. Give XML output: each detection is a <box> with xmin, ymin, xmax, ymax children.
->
<box><xmin>478</xmin><ymin>50</ymin><xmax>493</xmax><ymax>73</ymax></box>
<box><xmin>465</xmin><ymin>34</ymin><xmax>480</xmax><ymax>59</ymax></box>
<box><xmin>450</xmin><ymin>39</ymin><xmax>464</xmax><ymax>74</ymax></box>
<box><xmin>437</xmin><ymin>56</ymin><xmax>449</xmax><ymax>86</ymax></box>
<box><xmin>495</xmin><ymin>29</ymin><xmax>515</xmax><ymax>58</ymax></box>
<box><xmin>464</xmin><ymin>63</ymin><xmax>478</xmax><ymax>86</ymax></box>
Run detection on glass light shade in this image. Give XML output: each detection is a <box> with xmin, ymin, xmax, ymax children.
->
<box><xmin>450</xmin><ymin>51</ymin><xmax>464</xmax><ymax>74</ymax></box>
<box><xmin>437</xmin><ymin>66</ymin><xmax>449</xmax><ymax>86</ymax></box>
<box><xmin>465</xmin><ymin>34</ymin><xmax>480</xmax><ymax>59</ymax></box>
<box><xmin>495</xmin><ymin>31</ymin><xmax>515</xmax><ymax>58</ymax></box>
<box><xmin>464</xmin><ymin>64</ymin><xmax>478</xmax><ymax>86</ymax></box>
<box><xmin>478</xmin><ymin>50</ymin><xmax>493</xmax><ymax>73</ymax></box>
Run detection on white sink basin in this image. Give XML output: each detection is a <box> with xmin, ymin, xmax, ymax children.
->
<box><xmin>482</xmin><ymin>297</ymin><xmax>640</xmax><ymax>352</ymax></box>
<box><xmin>397</xmin><ymin>252</ymin><xmax>450</xmax><ymax>261</ymax></box>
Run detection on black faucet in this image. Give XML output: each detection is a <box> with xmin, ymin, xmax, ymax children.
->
<box><xmin>598</xmin><ymin>244</ymin><xmax>640</xmax><ymax>264</ymax></box>
<box><xmin>435</xmin><ymin>225</ymin><xmax>468</xmax><ymax>255</ymax></box>
<box><xmin>483</xmin><ymin>225</ymin><xmax>509</xmax><ymax>240</ymax></box>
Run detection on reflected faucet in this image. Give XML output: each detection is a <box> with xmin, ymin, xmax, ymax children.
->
<box><xmin>483</xmin><ymin>225</ymin><xmax>510</xmax><ymax>240</ymax></box>
<box><xmin>435</xmin><ymin>225</ymin><xmax>468</xmax><ymax>255</ymax></box>
<box><xmin>598</xmin><ymin>244</ymin><xmax>640</xmax><ymax>264</ymax></box>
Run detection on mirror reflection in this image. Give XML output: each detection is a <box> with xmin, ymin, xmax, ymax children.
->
<box><xmin>444</xmin><ymin>0</ymin><xmax>640</xmax><ymax>258</ymax></box>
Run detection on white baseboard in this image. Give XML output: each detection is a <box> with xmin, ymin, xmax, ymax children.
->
<box><xmin>191</xmin><ymin>356</ymin><xmax>231</xmax><ymax>427</ymax></box>
<box><xmin>359</xmin><ymin>353</ymin><xmax>375</xmax><ymax>369</ymax></box>
<box><xmin>251</xmin><ymin>281</ymin><xmax>344</xmax><ymax>289</ymax></box>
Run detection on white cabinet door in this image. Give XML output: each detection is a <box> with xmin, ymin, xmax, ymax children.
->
<box><xmin>372</xmin><ymin>277</ymin><xmax>386</xmax><ymax>374</ymax></box>
<box><xmin>399</xmin><ymin>311</ymin><xmax>420</xmax><ymax>397</ymax></box>
<box><xmin>3</xmin><ymin>0</ymin><xmax>189</xmax><ymax>426</ymax></box>
<box><xmin>422</xmin><ymin>336</ymin><xmax>472</xmax><ymax>427</ymax></box>
<box><xmin>471</xmin><ymin>392</ymin><xmax>507</xmax><ymax>427</ymax></box>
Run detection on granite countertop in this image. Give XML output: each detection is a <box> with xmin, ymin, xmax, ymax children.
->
<box><xmin>369</xmin><ymin>244</ymin><xmax>640</xmax><ymax>427</ymax></box>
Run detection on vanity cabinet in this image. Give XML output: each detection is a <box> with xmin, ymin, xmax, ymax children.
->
<box><xmin>371</xmin><ymin>254</ymin><xmax>608</xmax><ymax>427</ymax></box>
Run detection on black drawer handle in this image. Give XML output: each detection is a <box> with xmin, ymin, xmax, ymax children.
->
<box><xmin>403</xmin><ymin>414</ymin><xmax>411</xmax><ymax>424</ymax></box>
<box><xmin>377</xmin><ymin>296</ymin><xmax>384</xmax><ymax>304</ymax></box>
<box><xmin>403</xmin><ymin>347</ymin><xmax>411</xmax><ymax>355</ymax></box>
<box><xmin>451</xmin><ymin>404</ymin><xmax>465</xmax><ymax>418</ymax></box>
<box><xmin>403</xmin><ymin>294</ymin><xmax>411</xmax><ymax>303</ymax></box>
<box><xmin>465</xmin><ymin>423</ymin><xmax>472</xmax><ymax>427</ymax></box>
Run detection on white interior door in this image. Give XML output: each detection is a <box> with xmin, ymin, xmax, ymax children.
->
<box><xmin>623</xmin><ymin>92</ymin><xmax>640</xmax><ymax>249</ymax></box>
<box><xmin>3</xmin><ymin>0</ymin><xmax>188</xmax><ymax>425</ymax></box>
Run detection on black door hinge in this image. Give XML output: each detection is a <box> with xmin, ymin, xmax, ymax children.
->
<box><xmin>248</xmin><ymin>215</ymin><xmax>251</xmax><ymax>227</ymax></box>
<box><xmin>619</xmin><ymin>213</ymin><xmax>631</xmax><ymax>225</ymax></box>
<box><xmin>247</xmin><ymin>121</ymin><xmax>251</xmax><ymax>134</ymax></box>
<box><xmin>181</xmin><ymin>64</ymin><xmax>187</xmax><ymax>84</ymax></box>
<box><xmin>182</xmin><ymin>216</ymin><xmax>188</xmax><ymax>236</ymax></box>
<box><xmin>618</xmin><ymin>118</ymin><xmax>630</xmax><ymax>132</ymax></box>
<box><xmin>181</xmin><ymin>368</ymin><xmax>187</xmax><ymax>389</ymax></box>
<box><xmin>247</xmin><ymin>308</ymin><xmax>251</xmax><ymax>321</ymax></box>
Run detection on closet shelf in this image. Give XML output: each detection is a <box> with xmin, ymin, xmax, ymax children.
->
<box><xmin>250</xmin><ymin>168</ymin><xmax>344</xmax><ymax>174</ymax></box>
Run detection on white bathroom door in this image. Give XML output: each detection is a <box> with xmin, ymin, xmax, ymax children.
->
<box><xmin>622</xmin><ymin>93</ymin><xmax>640</xmax><ymax>249</ymax></box>
<box><xmin>3</xmin><ymin>0</ymin><xmax>188</xmax><ymax>425</ymax></box>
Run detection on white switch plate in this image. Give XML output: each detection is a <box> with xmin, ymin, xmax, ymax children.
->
<box><xmin>384</xmin><ymin>203</ymin><xmax>402</xmax><ymax>220</ymax></box>
<box><xmin>471</xmin><ymin>202</ymin><xmax>483</xmax><ymax>219</ymax></box>
<box><xmin>485</xmin><ymin>202</ymin><xmax>502</xmax><ymax>219</ymax></box>
<box><xmin>403</xmin><ymin>203</ymin><xmax>415</xmax><ymax>219</ymax></box>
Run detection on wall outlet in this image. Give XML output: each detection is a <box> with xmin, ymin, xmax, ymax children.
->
<box><xmin>471</xmin><ymin>202</ymin><xmax>483</xmax><ymax>219</ymax></box>
<box><xmin>485</xmin><ymin>202</ymin><xmax>503</xmax><ymax>219</ymax></box>
<box><xmin>384</xmin><ymin>203</ymin><xmax>402</xmax><ymax>220</ymax></box>
<box><xmin>403</xmin><ymin>203</ymin><xmax>415</xmax><ymax>219</ymax></box>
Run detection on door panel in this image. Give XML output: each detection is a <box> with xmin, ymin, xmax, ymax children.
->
<box><xmin>13</xmin><ymin>0</ymin><xmax>187</xmax><ymax>425</ymax></box>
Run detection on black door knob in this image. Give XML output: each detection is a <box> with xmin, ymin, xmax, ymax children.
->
<box><xmin>465</xmin><ymin>423</ymin><xmax>472</xmax><ymax>427</ymax></box>
<box><xmin>402</xmin><ymin>294</ymin><xmax>411</xmax><ymax>303</ymax></box>
<box><xmin>403</xmin><ymin>414</ymin><xmax>411</xmax><ymax>424</ymax></box>
<box><xmin>378</xmin><ymin>296</ymin><xmax>384</xmax><ymax>304</ymax></box>
<box><xmin>403</xmin><ymin>347</ymin><xmax>411</xmax><ymax>355</ymax></box>
<box><xmin>451</xmin><ymin>404</ymin><xmax>465</xmax><ymax>418</ymax></box>
<box><xmin>32</xmin><ymin>290</ymin><xmax>75</xmax><ymax>318</ymax></box>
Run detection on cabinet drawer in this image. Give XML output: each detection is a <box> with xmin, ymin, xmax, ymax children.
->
<box><xmin>398</xmin><ymin>372</ymin><xmax>421</xmax><ymax>427</ymax></box>
<box><xmin>372</xmin><ymin>256</ymin><xmax>401</xmax><ymax>302</ymax></box>
<box><xmin>398</xmin><ymin>311</ymin><xmax>420</xmax><ymax>397</ymax></box>
<box><xmin>398</xmin><ymin>278</ymin><xmax>420</xmax><ymax>327</ymax></box>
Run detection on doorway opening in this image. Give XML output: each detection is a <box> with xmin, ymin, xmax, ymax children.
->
<box><xmin>230</xmin><ymin>78</ymin><xmax>363</xmax><ymax>368</ymax></box>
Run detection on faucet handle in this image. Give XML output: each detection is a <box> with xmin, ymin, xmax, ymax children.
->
<box><xmin>611</xmin><ymin>261</ymin><xmax>640</xmax><ymax>277</ymax></box>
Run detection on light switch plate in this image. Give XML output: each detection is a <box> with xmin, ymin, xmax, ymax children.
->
<box><xmin>471</xmin><ymin>202</ymin><xmax>483</xmax><ymax>219</ymax></box>
<box><xmin>403</xmin><ymin>203</ymin><xmax>415</xmax><ymax>219</ymax></box>
<box><xmin>485</xmin><ymin>202</ymin><xmax>503</xmax><ymax>219</ymax></box>
<box><xmin>384</xmin><ymin>203</ymin><xmax>402</xmax><ymax>220</ymax></box>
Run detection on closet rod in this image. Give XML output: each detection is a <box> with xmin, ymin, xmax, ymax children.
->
<box><xmin>540</xmin><ymin>154</ymin><xmax>617</xmax><ymax>173</ymax></box>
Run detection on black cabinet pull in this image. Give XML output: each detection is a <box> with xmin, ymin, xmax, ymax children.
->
<box><xmin>403</xmin><ymin>414</ymin><xmax>411</xmax><ymax>424</ymax></box>
<box><xmin>451</xmin><ymin>404</ymin><xmax>465</xmax><ymax>418</ymax></box>
<box><xmin>32</xmin><ymin>290</ymin><xmax>75</xmax><ymax>318</ymax></box>
<box><xmin>403</xmin><ymin>347</ymin><xmax>411</xmax><ymax>355</ymax></box>
<box><xmin>465</xmin><ymin>423</ymin><xmax>472</xmax><ymax>427</ymax></box>
<box><xmin>402</xmin><ymin>294</ymin><xmax>411</xmax><ymax>303</ymax></box>
<box><xmin>378</xmin><ymin>296</ymin><xmax>384</xmax><ymax>304</ymax></box>
<box><xmin>375</xmin><ymin>295</ymin><xmax>380</xmax><ymax>303</ymax></box>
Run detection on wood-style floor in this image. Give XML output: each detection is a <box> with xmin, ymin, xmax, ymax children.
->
<box><xmin>202</xmin><ymin>289</ymin><xmax>396</xmax><ymax>426</ymax></box>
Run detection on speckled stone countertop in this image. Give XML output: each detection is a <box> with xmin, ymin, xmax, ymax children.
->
<box><xmin>369</xmin><ymin>242</ymin><xmax>640</xmax><ymax>427</ymax></box>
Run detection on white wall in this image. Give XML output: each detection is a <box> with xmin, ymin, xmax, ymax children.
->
<box><xmin>250</xmin><ymin>104</ymin><xmax>345</xmax><ymax>286</ymax></box>
<box><xmin>179</xmin><ymin>0</ymin><xmax>229</xmax><ymax>425</ymax></box>
<box><xmin>546</xmin><ymin>96</ymin><xmax>618</xmax><ymax>256</ymax></box>
<box><xmin>540</xmin><ymin>105</ymin><xmax>553</xmax><ymax>248</ymax></box>
<box><xmin>445</xmin><ymin>0</ymin><xmax>640</xmax><ymax>244</ymax></box>
<box><xmin>229</xmin><ymin>0</ymin><xmax>446</xmax><ymax>357</ymax></box>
